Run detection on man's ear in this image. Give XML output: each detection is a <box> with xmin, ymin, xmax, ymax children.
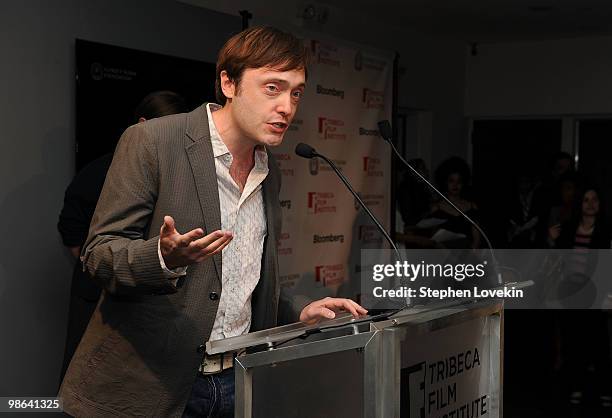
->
<box><xmin>220</xmin><ymin>70</ymin><xmax>236</xmax><ymax>100</ymax></box>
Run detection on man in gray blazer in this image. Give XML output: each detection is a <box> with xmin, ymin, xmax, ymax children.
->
<box><xmin>59</xmin><ymin>26</ymin><xmax>366</xmax><ymax>417</ymax></box>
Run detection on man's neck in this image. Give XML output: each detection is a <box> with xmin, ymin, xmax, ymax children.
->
<box><xmin>211</xmin><ymin>105</ymin><xmax>256</xmax><ymax>164</ymax></box>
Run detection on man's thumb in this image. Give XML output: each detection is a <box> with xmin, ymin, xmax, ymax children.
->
<box><xmin>161</xmin><ymin>215</ymin><xmax>176</xmax><ymax>236</ymax></box>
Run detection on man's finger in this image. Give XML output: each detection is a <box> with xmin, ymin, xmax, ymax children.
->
<box><xmin>195</xmin><ymin>236</ymin><xmax>233</xmax><ymax>262</ymax></box>
<box><xmin>200</xmin><ymin>234</ymin><xmax>233</xmax><ymax>256</ymax></box>
<box><xmin>337</xmin><ymin>300</ymin><xmax>359</xmax><ymax>317</ymax></box>
<box><xmin>210</xmin><ymin>237</ymin><xmax>232</xmax><ymax>255</ymax></box>
<box><xmin>327</xmin><ymin>298</ymin><xmax>363</xmax><ymax>317</ymax></box>
<box><xmin>317</xmin><ymin>307</ymin><xmax>336</xmax><ymax>319</ymax></box>
<box><xmin>160</xmin><ymin>216</ymin><xmax>177</xmax><ymax>237</ymax></box>
<box><xmin>348</xmin><ymin>299</ymin><xmax>368</xmax><ymax>315</ymax></box>
<box><xmin>178</xmin><ymin>228</ymin><xmax>205</xmax><ymax>247</ymax></box>
<box><xmin>190</xmin><ymin>230</ymin><xmax>232</xmax><ymax>250</ymax></box>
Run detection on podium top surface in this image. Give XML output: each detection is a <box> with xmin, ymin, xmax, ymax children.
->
<box><xmin>205</xmin><ymin>297</ymin><xmax>505</xmax><ymax>355</ymax></box>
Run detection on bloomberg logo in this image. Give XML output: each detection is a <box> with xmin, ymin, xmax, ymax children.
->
<box><xmin>309</xmin><ymin>158</ymin><xmax>346</xmax><ymax>175</ymax></box>
<box><xmin>359</xmin><ymin>127</ymin><xmax>380</xmax><ymax>137</ymax></box>
<box><xmin>280</xmin><ymin>199</ymin><xmax>292</xmax><ymax>210</ymax></box>
<box><xmin>318</xmin><ymin>117</ymin><xmax>347</xmax><ymax>140</ymax></box>
<box><xmin>313</xmin><ymin>233</ymin><xmax>345</xmax><ymax>244</ymax></box>
<box><xmin>307</xmin><ymin>192</ymin><xmax>337</xmax><ymax>214</ymax></box>
<box><xmin>316</xmin><ymin>84</ymin><xmax>345</xmax><ymax>99</ymax></box>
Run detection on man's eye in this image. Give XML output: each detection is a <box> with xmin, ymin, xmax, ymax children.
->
<box><xmin>292</xmin><ymin>90</ymin><xmax>303</xmax><ymax>99</ymax></box>
<box><xmin>266</xmin><ymin>85</ymin><xmax>279</xmax><ymax>93</ymax></box>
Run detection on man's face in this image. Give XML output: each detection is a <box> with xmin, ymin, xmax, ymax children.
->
<box><xmin>222</xmin><ymin>66</ymin><xmax>306</xmax><ymax>147</ymax></box>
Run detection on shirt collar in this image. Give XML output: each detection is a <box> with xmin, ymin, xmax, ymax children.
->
<box><xmin>206</xmin><ymin>103</ymin><xmax>229</xmax><ymax>158</ymax></box>
<box><xmin>206</xmin><ymin>103</ymin><xmax>269</xmax><ymax>171</ymax></box>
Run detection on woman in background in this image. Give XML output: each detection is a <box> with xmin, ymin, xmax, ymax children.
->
<box><xmin>549</xmin><ymin>186</ymin><xmax>612</xmax><ymax>408</ymax></box>
<box><xmin>429</xmin><ymin>156</ymin><xmax>481</xmax><ymax>249</ymax></box>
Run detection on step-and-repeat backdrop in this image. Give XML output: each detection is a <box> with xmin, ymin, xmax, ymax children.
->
<box><xmin>274</xmin><ymin>37</ymin><xmax>394</xmax><ymax>304</ymax></box>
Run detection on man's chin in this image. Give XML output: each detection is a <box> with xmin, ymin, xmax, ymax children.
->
<box><xmin>259</xmin><ymin>134</ymin><xmax>286</xmax><ymax>147</ymax></box>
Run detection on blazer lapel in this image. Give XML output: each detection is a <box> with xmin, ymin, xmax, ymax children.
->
<box><xmin>256</xmin><ymin>150</ymin><xmax>281</xmax><ymax>328</ymax></box>
<box><xmin>185</xmin><ymin>104</ymin><xmax>222</xmax><ymax>284</ymax></box>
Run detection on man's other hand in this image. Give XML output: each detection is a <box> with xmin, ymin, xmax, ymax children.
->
<box><xmin>299</xmin><ymin>297</ymin><xmax>368</xmax><ymax>325</ymax></box>
<box><xmin>160</xmin><ymin>216</ymin><xmax>233</xmax><ymax>269</ymax></box>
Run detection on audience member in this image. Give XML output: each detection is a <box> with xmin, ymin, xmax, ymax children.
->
<box><xmin>507</xmin><ymin>172</ymin><xmax>539</xmax><ymax>248</ymax></box>
<box><xmin>549</xmin><ymin>186</ymin><xmax>611</xmax><ymax>407</ymax></box>
<box><xmin>429</xmin><ymin>156</ymin><xmax>481</xmax><ymax>249</ymax></box>
<box><xmin>532</xmin><ymin>151</ymin><xmax>575</xmax><ymax>246</ymax></box>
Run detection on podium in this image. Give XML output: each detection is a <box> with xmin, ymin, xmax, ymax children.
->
<box><xmin>207</xmin><ymin>299</ymin><xmax>503</xmax><ymax>418</ymax></box>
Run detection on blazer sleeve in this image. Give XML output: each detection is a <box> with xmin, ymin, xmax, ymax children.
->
<box><xmin>81</xmin><ymin>124</ymin><xmax>177</xmax><ymax>296</ymax></box>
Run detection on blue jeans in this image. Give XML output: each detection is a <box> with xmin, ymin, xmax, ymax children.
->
<box><xmin>183</xmin><ymin>368</ymin><xmax>235</xmax><ymax>418</ymax></box>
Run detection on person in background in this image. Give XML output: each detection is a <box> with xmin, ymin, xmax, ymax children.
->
<box><xmin>429</xmin><ymin>156</ymin><xmax>481</xmax><ymax>249</ymax></box>
<box><xmin>549</xmin><ymin>186</ymin><xmax>610</xmax><ymax>248</ymax></box>
<box><xmin>546</xmin><ymin>171</ymin><xmax>581</xmax><ymax>238</ymax></box>
<box><xmin>507</xmin><ymin>172</ymin><xmax>539</xmax><ymax>248</ymax></box>
<box><xmin>56</xmin><ymin>90</ymin><xmax>188</xmax><ymax>384</ymax></box>
<box><xmin>549</xmin><ymin>186</ymin><xmax>612</xmax><ymax>408</ymax></box>
<box><xmin>532</xmin><ymin>151</ymin><xmax>575</xmax><ymax>246</ymax></box>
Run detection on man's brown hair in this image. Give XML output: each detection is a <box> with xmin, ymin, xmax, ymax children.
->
<box><xmin>215</xmin><ymin>26</ymin><xmax>310</xmax><ymax>105</ymax></box>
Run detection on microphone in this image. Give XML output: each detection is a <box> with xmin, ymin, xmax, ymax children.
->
<box><xmin>295</xmin><ymin>143</ymin><xmax>317</xmax><ymax>159</ymax></box>
<box><xmin>294</xmin><ymin>143</ymin><xmax>402</xmax><ymax>265</ymax></box>
<box><xmin>295</xmin><ymin>142</ymin><xmax>406</xmax><ymax>312</ymax></box>
<box><xmin>377</xmin><ymin>120</ymin><xmax>503</xmax><ymax>285</ymax></box>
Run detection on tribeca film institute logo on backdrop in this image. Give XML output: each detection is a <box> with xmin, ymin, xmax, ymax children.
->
<box><xmin>363</xmin><ymin>157</ymin><xmax>384</xmax><ymax>177</ymax></box>
<box><xmin>307</xmin><ymin>192</ymin><xmax>337</xmax><ymax>214</ymax></box>
<box><xmin>362</xmin><ymin>88</ymin><xmax>384</xmax><ymax>109</ymax></box>
<box><xmin>315</xmin><ymin>264</ymin><xmax>345</xmax><ymax>287</ymax></box>
<box><xmin>277</xmin><ymin>232</ymin><xmax>292</xmax><ymax>256</ymax></box>
<box><xmin>318</xmin><ymin>117</ymin><xmax>347</xmax><ymax>140</ymax></box>
<box><xmin>311</xmin><ymin>40</ymin><xmax>341</xmax><ymax>67</ymax></box>
<box><xmin>273</xmin><ymin>153</ymin><xmax>294</xmax><ymax>177</ymax></box>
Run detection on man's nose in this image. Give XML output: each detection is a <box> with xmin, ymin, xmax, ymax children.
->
<box><xmin>276</xmin><ymin>93</ymin><xmax>293</xmax><ymax>118</ymax></box>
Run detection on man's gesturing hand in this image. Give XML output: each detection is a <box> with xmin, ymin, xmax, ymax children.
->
<box><xmin>299</xmin><ymin>297</ymin><xmax>368</xmax><ymax>325</ymax></box>
<box><xmin>160</xmin><ymin>216</ymin><xmax>233</xmax><ymax>270</ymax></box>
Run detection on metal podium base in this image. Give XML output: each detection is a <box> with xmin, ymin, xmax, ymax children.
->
<box><xmin>208</xmin><ymin>299</ymin><xmax>503</xmax><ymax>418</ymax></box>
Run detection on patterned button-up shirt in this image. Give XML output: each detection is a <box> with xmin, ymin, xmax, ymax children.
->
<box><xmin>206</xmin><ymin>103</ymin><xmax>269</xmax><ymax>341</ymax></box>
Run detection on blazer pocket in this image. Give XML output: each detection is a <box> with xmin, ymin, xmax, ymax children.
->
<box><xmin>80</xmin><ymin>332</ymin><xmax>122</xmax><ymax>386</ymax></box>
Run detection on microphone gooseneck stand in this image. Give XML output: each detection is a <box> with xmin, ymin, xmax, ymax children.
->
<box><xmin>377</xmin><ymin>120</ymin><xmax>503</xmax><ymax>285</ymax></box>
